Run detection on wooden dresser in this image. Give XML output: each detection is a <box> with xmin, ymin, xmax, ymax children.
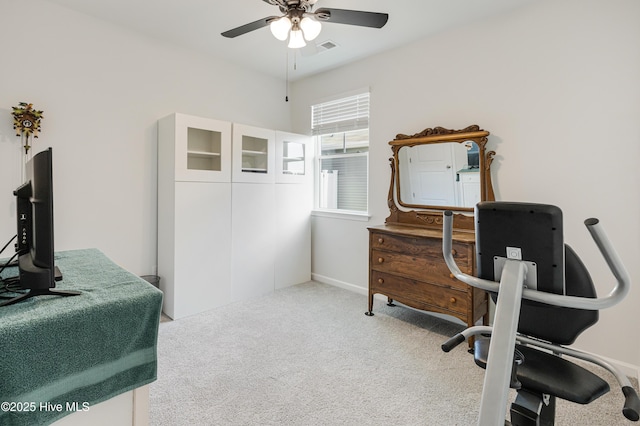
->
<box><xmin>367</xmin><ymin>224</ymin><xmax>488</xmax><ymax>330</ymax></box>
<box><xmin>365</xmin><ymin>125</ymin><xmax>497</xmax><ymax>336</ymax></box>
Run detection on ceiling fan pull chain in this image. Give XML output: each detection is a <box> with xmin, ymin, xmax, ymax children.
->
<box><xmin>285</xmin><ymin>49</ymin><xmax>289</xmax><ymax>102</ymax></box>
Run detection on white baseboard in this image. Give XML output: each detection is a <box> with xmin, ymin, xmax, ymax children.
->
<box><xmin>579</xmin><ymin>351</ymin><xmax>640</xmax><ymax>385</ymax></box>
<box><xmin>311</xmin><ymin>273</ymin><xmax>367</xmax><ymax>296</ymax></box>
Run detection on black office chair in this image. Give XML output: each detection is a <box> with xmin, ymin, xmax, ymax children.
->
<box><xmin>441</xmin><ymin>202</ymin><xmax>640</xmax><ymax>425</ymax></box>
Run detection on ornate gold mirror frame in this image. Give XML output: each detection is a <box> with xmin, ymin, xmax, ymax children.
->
<box><xmin>386</xmin><ymin>125</ymin><xmax>495</xmax><ymax>231</ymax></box>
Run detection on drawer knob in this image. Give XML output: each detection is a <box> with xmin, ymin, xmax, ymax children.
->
<box><xmin>450</xmin><ymin>297</ymin><xmax>457</xmax><ymax>304</ymax></box>
<box><xmin>378</xmin><ymin>257</ymin><xmax>384</xmax><ymax>264</ymax></box>
<box><xmin>378</xmin><ymin>278</ymin><xmax>384</xmax><ymax>284</ymax></box>
<box><xmin>451</xmin><ymin>249</ymin><xmax>457</xmax><ymax>256</ymax></box>
<box><xmin>449</xmin><ymin>273</ymin><xmax>455</xmax><ymax>279</ymax></box>
<box><xmin>378</xmin><ymin>237</ymin><xmax>384</xmax><ymax>244</ymax></box>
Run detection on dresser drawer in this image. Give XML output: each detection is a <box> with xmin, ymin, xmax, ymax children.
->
<box><xmin>370</xmin><ymin>231</ymin><xmax>472</xmax><ymax>268</ymax></box>
<box><xmin>371</xmin><ymin>231</ymin><xmax>440</xmax><ymax>257</ymax></box>
<box><xmin>371</xmin><ymin>270</ymin><xmax>468</xmax><ymax>315</ymax></box>
<box><xmin>371</xmin><ymin>249</ymin><xmax>468</xmax><ymax>291</ymax></box>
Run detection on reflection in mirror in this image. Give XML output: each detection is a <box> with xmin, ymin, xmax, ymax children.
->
<box><xmin>398</xmin><ymin>141</ymin><xmax>480</xmax><ymax>208</ymax></box>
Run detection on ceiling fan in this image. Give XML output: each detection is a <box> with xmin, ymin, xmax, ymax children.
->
<box><xmin>221</xmin><ymin>0</ymin><xmax>389</xmax><ymax>48</ymax></box>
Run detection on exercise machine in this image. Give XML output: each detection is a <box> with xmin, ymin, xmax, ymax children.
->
<box><xmin>440</xmin><ymin>202</ymin><xmax>639</xmax><ymax>425</ymax></box>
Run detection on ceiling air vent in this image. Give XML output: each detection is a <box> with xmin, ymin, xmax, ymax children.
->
<box><xmin>317</xmin><ymin>40</ymin><xmax>338</xmax><ymax>52</ymax></box>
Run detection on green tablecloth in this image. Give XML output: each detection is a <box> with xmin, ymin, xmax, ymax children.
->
<box><xmin>0</xmin><ymin>248</ymin><xmax>163</xmax><ymax>426</ymax></box>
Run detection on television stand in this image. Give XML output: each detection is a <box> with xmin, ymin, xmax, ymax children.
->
<box><xmin>0</xmin><ymin>267</ymin><xmax>80</xmax><ymax>307</ymax></box>
<box><xmin>0</xmin><ymin>287</ymin><xmax>81</xmax><ymax>307</ymax></box>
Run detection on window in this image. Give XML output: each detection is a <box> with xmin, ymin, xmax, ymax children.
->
<box><xmin>312</xmin><ymin>92</ymin><xmax>369</xmax><ymax>213</ymax></box>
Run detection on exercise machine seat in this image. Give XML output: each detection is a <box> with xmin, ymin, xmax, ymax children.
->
<box><xmin>474</xmin><ymin>340</ymin><xmax>610</xmax><ymax>405</ymax></box>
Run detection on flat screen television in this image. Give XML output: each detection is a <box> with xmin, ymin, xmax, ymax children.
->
<box><xmin>0</xmin><ymin>148</ymin><xmax>80</xmax><ymax>307</ymax></box>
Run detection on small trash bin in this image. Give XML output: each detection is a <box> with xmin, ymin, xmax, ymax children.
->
<box><xmin>140</xmin><ymin>275</ymin><xmax>161</xmax><ymax>289</ymax></box>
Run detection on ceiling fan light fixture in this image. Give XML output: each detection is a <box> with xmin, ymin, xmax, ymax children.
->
<box><xmin>300</xmin><ymin>16</ymin><xmax>321</xmax><ymax>41</ymax></box>
<box><xmin>288</xmin><ymin>28</ymin><xmax>306</xmax><ymax>48</ymax></box>
<box><xmin>270</xmin><ymin>16</ymin><xmax>291</xmax><ymax>41</ymax></box>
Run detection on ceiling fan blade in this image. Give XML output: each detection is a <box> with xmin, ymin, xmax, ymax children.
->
<box><xmin>262</xmin><ymin>0</ymin><xmax>286</xmax><ymax>7</ymax></box>
<box><xmin>314</xmin><ymin>8</ymin><xmax>389</xmax><ymax>29</ymax></box>
<box><xmin>221</xmin><ymin>16</ymin><xmax>279</xmax><ymax>38</ymax></box>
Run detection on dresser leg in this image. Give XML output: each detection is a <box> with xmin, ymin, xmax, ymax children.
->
<box><xmin>386</xmin><ymin>297</ymin><xmax>396</xmax><ymax>307</ymax></box>
<box><xmin>365</xmin><ymin>293</ymin><xmax>375</xmax><ymax>316</ymax></box>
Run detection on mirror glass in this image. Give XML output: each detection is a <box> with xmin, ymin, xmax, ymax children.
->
<box><xmin>397</xmin><ymin>141</ymin><xmax>481</xmax><ymax>208</ymax></box>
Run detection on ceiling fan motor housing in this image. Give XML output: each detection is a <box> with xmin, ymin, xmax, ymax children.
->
<box><xmin>268</xmin><ymin>0</ymin><xmax>315</xmax><ymax>14</ymax></box>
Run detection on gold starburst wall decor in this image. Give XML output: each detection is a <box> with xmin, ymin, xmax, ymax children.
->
<box><xmin>12</xmin><ymin>102</ymin><xmax>44</xmax><ymax>155</ymax></box>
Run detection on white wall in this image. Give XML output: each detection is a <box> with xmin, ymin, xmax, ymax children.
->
<box><xmin>291</xmin><ymin>0</ymin><xmax>640</xmax><ymax>368</ymax></box>
<box><xmin>0</xmin><ymin>0</ymin><xmax>290</xmax><ymax>275</ymax></box>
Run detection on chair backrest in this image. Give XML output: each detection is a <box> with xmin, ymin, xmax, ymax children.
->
<box><xmin>475</xmin><ymin>201</ymin><xmax>599</xmax><ymax>345</ymax></box>
<box><xmin>475</xmin><ymin>202</ymin><xmax>565</xmax><ymax>295</ymax></box>
<box><xmin>517</xmin><ymin>244</ymin><xmax>598</xmax><ymax>345</ymax></box>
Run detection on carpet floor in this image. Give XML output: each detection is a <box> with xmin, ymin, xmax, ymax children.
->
<box><xmin>150</xmin><ymin>281</ymin><xmax>637</xmax><ymax>425</ymax></box>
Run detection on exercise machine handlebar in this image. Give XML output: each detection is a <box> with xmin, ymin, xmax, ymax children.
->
<box><xmin>442</xmin><ymin>211</ymin><xmax>631</xmax><ymax>311</ymax></box>
<box><xmin>623</xmin><ymin>386</ymin><xmax>640</xmax><ymax>421</ymax></box>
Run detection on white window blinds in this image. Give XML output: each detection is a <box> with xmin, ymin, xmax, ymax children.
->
<box><xmin>311</xmin><ymin>92</ymin><xmax>370</xmax><ymax>136</ymax></box>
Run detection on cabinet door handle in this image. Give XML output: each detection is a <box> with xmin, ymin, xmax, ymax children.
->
<box><xmin>378</xmin><ymin>257</ymin><xmax>384</xmax><ymax>264</ymax></box>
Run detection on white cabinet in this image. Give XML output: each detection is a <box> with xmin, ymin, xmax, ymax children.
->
<box><xmin>231</xmin><ymin>130</ymin><xmax>312</xmax><ymax>298</ymax></box>
<box><xmin>275</xmin><ymin>131</ymin><xmax>312</xmax><ymax>288</ymax></box>
<box><xmin>157</xmin><ymin>113</ymin><xmax>233</xmax><ymax>319</ymax></box>
<box><xmin>459</xmin><ymin>171</ymin><xmax>481</xmax><ymax>208</ymax></box>
<box><xmin>158</xmin><ymin>113</ymin><xmax>311</xmax><ymax>319</ymax></box>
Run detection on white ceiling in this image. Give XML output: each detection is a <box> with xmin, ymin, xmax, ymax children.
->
<box><xmin>43</xmin><ymin>0</ymin><xmax>535</xmax><ymax>81</ymax></box>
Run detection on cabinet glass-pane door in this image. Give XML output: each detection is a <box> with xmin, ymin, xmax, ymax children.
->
<box><xmin>160</xmin><ymin>113</ymin><xmax>231</xmax><ymax>183</ymax></box>
<box><xmin>275</xmin><ymin>131</ymin><xmax>311</xmax><ymax>184</ymax></box>
<box><xmin>232</xmin><ymin>124</ymin><xmax>275</xmax><ymax>183</ymax></box>
<box><xmin>282</xmin><ymin>141</ymin><xmax>305</xmax><ymax>175</ymax></box>
<box><xmin>241</xmin><ymin>135</ymin><xmax>269</xmax><ymax>173</ymax></box>
<box><xmin>187</xmin><ymin>127</ymin><xmax>222</xmax><ymax>172</ymax></box>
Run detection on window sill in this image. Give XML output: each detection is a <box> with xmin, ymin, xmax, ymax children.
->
<box><xmin>311</xmin><ymin>209</ymin><xmax>371</xmax><ymax>222</ymax></box>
